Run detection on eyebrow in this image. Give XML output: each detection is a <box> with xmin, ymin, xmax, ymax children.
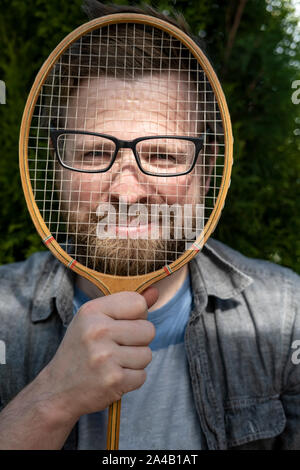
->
<box><xmin>139</xmin><ymin>140</ymin><xmax>188</xmax><ymax>150</ymax></box>
<box><xmin>68</xmin><ymin>136</ymin><xmax>115</xmax><ymax>147</ymax></box>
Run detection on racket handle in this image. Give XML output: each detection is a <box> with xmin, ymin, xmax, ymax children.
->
<box><xmin>106</xmin><ymin>399</ymin><xmax>122</xmax><ymax>450</ymax></box>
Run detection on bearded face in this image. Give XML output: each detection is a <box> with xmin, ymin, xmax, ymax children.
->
<box><xmin>55</xmin><ymin>74</ymin><xmax>213</xmax><ymax>276</ymax></box>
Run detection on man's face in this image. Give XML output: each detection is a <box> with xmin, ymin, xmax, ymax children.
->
<box><xmin>56</xmin><ymin>73</ymin><xmax>208</xmax><ymax>275</ymax></box>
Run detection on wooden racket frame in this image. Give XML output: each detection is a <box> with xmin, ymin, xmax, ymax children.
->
<box><xmin>19</xmin><ymin>13</ymin><xmax>233</xmax><ymax>450</ymax></box>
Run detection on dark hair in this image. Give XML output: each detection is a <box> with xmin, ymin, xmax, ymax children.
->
<box><xmin>41</xmin><ymin>0</ymin><xmax>220</xmax><ymax>141</ymax></box>
<box><xmin>81</xmin><ymin>0</ymin><xmax>208</xmax><ymax>53</ymax></box>
<box><xmin>78</xmin><ymin>0</ymin><xmax>212</xmax><ymax>83</ymax></box>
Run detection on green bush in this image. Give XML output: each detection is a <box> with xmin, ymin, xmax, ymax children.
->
<box><xmin>0</xmin><ymin>0</ymin><xmax>299</xmax><ymax>272</ymax></box>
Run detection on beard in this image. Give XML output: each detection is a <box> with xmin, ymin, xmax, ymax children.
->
<box><xmin>66</xmin><ymin>208</ymin><xmax>192</xmax><ymax>276</ymax></box>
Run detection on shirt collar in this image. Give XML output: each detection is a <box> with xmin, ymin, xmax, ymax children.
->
<box><xmin>189</xmin><ymin>238</ymin><xmax>253</xmax><ymax>301</ymax></box>
<box><xmin>31</xmin><ymin>255</ymin><xmax>75</xmax><ymax>326</ymax></box>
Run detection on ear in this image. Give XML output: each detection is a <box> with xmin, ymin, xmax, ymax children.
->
<box><xmin>204</xmin><ymin>142</ymin><xmax>218</xmax><ymax>194</ymax></box>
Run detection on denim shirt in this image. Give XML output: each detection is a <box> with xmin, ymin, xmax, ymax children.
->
<box><xmin>0</xmin><ymin>238</ymin><xmax>299</xmax><ymax>450</ymax></box>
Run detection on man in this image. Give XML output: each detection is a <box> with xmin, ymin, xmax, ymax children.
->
<box><xmin>0</xmin><ymin>0</ymin><xmax>300</xmax><ymax>450</ymax></box>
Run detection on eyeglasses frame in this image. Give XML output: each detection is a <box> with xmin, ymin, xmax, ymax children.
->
<box><xmin>50</xmin><ymin>128</ymin><xmax>205</xmax><ymax>177</ymax></box>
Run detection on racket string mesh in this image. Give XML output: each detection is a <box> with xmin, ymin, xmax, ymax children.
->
<box><xmin>28</xmin><ymin>22</ymin><xmax>225</xmax><ymax>276</ymax></box>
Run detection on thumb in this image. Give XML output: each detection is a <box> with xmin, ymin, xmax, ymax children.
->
<box><xmin>141</xmin><ymin>286</ymin><xmax>159</xmax><ymax>310</ymax></box>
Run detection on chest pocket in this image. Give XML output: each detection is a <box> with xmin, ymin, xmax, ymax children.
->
<box><xmin>224</xmin><ymin>399</ymin><xmax>286</xmax><ymax>448</ymax></box>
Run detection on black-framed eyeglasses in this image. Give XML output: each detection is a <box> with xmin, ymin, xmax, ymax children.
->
<box><xmin>50</xmin><ymin>129</ymin><xmax>205</xmax><ymax>177</ymax></box>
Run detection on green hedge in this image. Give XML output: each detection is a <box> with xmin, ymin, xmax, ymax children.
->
<box><xmin>0</xmin><ymin>0</ymin><xmax>299</xmax><ymax>272</ymax></box>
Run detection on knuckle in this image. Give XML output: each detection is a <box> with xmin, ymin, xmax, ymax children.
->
<box><xmin>95</xmin><ymin>324</ymin><xmax>111</xmax><ymax>340</ymax></box>
<box><xmin>89</xmin><ymin>349</ymin><xmax>113</xmax><ymax>369</ymax></box>
<box><xmin>81</xmin><ymin>323</ymin><xmax>110</xmax><ymax>346</ymax></box>
<box><xmin>81</xmin><ymin>329</ymin><xmax>95</xmax><ymax>347</ymax></box>
<box><xmin>77</xmin><ymin>301</ymin><xmax>93</xmax><ymax>317</ymax></box>
<box><xmin>106</xmin><ymin>369</ymin><xmax>125</xmax><ymax>388</ymax></box>
<box><xmin>99</xmin><ymin>348</ymin><xmax>114</xmax><ymax>364</ymax></box>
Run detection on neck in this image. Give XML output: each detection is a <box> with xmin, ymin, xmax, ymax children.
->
<box><xmin>75</xmin><ymin>264</ymin><xmax>188</xmax><ymax>312</ymax></box>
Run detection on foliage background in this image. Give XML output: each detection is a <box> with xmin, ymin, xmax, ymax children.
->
<box><xmin>0</xmin><ymin>0</ymin><xmax>299</xmax><ymax>272</ymax></box>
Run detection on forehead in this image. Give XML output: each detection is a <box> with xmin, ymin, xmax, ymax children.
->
<box><xmin>66</xmin><ymin>73</ymin><xmax>200</xmax><ymax>137</ymax></box>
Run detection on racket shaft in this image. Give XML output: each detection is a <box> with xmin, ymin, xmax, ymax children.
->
<box><xmin>107</xmin><ymin>400</ymin><xmax>121</xmax><ymax>450</ymax></box>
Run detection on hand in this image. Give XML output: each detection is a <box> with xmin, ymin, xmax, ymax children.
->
<box><xmin>41</xmin><ymin>287</ymin><xmax>158</xmax><ymax>420</ymax></box>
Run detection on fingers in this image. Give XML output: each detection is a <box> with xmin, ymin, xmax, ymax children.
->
<box><xmin>121</xmin><ymin>368</ymin><xmax>148</xmax><ymax>394</ymax></box>
<box><xmin>141</xmin><ymin>286</ymin><xmax>159</xmax><ymax>310</ymax></box>
<box><xmin>106</xmin><ymin>368</ymin><xmax>147</xmax><ymax>397</ymax></box>
<box><xmin>116</xmin><ymin>345</ymin><xmax>152</xmax><ymax>369</ymax></box>
<box><xmin>108</xmin><ymin>319</ymin><xmax>155</xmax><ymax>346</ymax></box>
<box><xmin>45</xmin><ymin>289</ymin><xmax>158</xmax><ymax>416</ymax></box>
<box><xmin>82</xmin><ymin>290</ymin><xmax>155</xmax><ymax>321</ymax></box>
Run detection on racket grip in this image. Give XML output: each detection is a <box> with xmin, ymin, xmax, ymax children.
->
<box><xmin>106</xmin><ymin>399</ymin><xmax>122</xmax><ymax>450</ymax></box>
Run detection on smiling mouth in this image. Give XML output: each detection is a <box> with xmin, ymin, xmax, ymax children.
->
<box><xmin>106</xmin><ymin>222</ymin><xmax>161</xmax><ymax>240</ymax></box>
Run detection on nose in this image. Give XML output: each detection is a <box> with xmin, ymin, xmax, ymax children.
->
<box><xmin>109</xmin><ymin>148</ymin><xmax>149</xmax><ymax>205</ymax></box>
<box><xmin>115</xmin><ymin>147</ymin><xmax>139</xmax><ymax>173</ymax></box>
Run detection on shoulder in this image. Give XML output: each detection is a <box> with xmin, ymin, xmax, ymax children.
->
<box><xmin>0</xmin><ymin>250</ymin><xmax>57</xmax><ymax>284</ymax></box>
<box><xmin>201</xmin><ymin>239</ymin><xmax>300</xmax><ymax>394</ymax></box>
<box><xmin>206</xmin><ymin>238</ymin><xmax>300</xmax><ymax>291</ymax></box>
<box><xmin>0</xmin><ymin>251</ymin><xmax>62</xmax><ymax>329</ymax></box>
<box><xmin>0</xmin><ymin>251</ymin><xmax>56</xmax><ymax>302</ymax></box>
<box><xmin>200</xmin><ymin>238</ymin><xmax>300</xmax><ymax>352</ymax></box>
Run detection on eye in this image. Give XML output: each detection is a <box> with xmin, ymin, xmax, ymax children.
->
<box><xmin>152</xmin><ymin>153</ymin><xmax>176</xmax><ymax>163</ymax></box>
<box><xmin>156</xmin><ymin>153</ymin><xmax>168</xmax><ymax>159</ymax></box>
<box><xmin>83</xmin><ymin>150</ymin><xmax>112</xmax><ymax>159</ymax></box>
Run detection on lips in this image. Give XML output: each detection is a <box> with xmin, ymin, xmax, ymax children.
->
<box><xmin>114</xmin><ymin>222</ymin><xmax>157</xmax><ymax>238</ymax></box>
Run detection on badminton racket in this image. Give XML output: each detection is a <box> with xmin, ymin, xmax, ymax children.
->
<box><xmin>19</xmin><ymin>12</ymin><xmax>233</xmax><ymax>450</ymax></box>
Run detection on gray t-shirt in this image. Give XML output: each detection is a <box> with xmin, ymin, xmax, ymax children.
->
<box><xmin>73</xmin><ymin>274</ymin><xmax>204</xmax><ymax>450</ymax></box>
